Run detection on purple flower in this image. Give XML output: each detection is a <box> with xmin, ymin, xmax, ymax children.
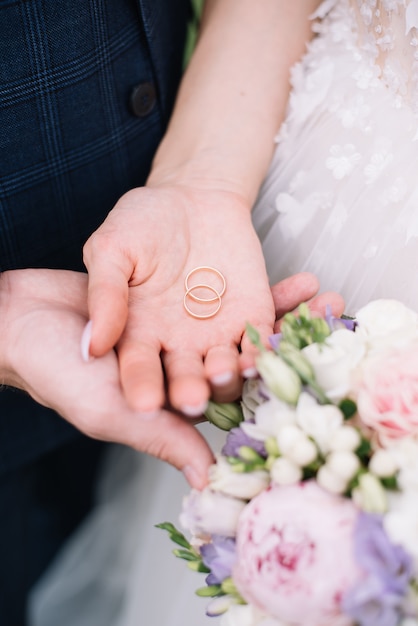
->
<box><xmin>221</xmin><ymin>427</ymin><xmax>267</xmax><ymax>459</ymax></box>
<box><xmin>354</xmin><ymin>513</ymin><xmax>413</xmax><ymax>594</ymax></box>
<box><xmin>200</xmin><ymin>536</ymin><xmax>237</xmax><ymax>585</ymax></box>
<box><xmin>342</xmin><ymin>513</ymin><xmax>413</xmax><ymax>626</ymax></box>
<box><xmin>269</xmin><ymin>332</ymin><xmax>281</xmax><ymax>351</ymax></box>
<box><xmin>326</xmin><ymin>304</ymin><xmax>356</xmax><ymax>332</ymax></box>
<box><xmin>342</xmin><ymin>576</ymin><xmax>402</xmax><ymax>626</ymax></box>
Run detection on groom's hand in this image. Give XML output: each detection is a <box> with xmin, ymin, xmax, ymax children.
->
<box><xmin>0</xmin><ymin>269</ymin><xmax>214</xmax><ymax>488</ymax></box>
<box><xmin>270</xmin><ymin>272</ymin><xmax>345</xmax><ymax>331</ymax></box>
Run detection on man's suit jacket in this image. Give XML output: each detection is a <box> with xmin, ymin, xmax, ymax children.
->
<box><xmin>0</xmin><ymin>0</ymin><xmax>192</xmax><ymax>475</ymax></box>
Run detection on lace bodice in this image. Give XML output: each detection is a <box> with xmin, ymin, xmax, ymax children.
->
<box><xmin>318</xmin><ymin>0</ymin><xmax>418</xmax><ymax>110</ymax></box>
<box><xmin>355</xmin><ymin>0</ymin><xmax>418</xmax><ymax>106</ymax></box>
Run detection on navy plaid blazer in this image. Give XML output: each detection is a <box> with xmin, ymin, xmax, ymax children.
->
<box><xmin>0</xmin><ymin>0</ymin><xmax>191</xmax><ymax>474</ymax></box>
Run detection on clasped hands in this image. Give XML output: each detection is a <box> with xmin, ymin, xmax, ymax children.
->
<box><xmin>0</xmin><ymin>185</ymin><xmax>343</xmax><ymax>488</ymax></box>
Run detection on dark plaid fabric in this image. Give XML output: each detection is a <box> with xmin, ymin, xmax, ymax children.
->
<box><xmin>0</xmin><ymin>0</ymin><xmax>191</xmax><ymax>474</ymax></box>
<box><xmin>0</xmin><ymin>1</ymin><xmax>191</xmax><ymax>622</ymax></box>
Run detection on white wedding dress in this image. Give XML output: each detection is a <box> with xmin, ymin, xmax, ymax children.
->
<box><xmin>29</xmin><ymin>1</ymin><xmax>418</xmax><ymax>625</ymax></box>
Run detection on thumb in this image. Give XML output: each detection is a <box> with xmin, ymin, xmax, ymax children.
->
<box><xmin>83</xmin><ymin>239</ymin><xmax>132</xmax><ymax>357</ymax></box>
<box><xmin>127</xmin><ymin>411</ymin><xmax>215</xmax><ymax>489</ymax></box>
<box><xmin>271</xmin><ymin>272</ymin><xmax>320</xmax><ymax>319</ymax></box>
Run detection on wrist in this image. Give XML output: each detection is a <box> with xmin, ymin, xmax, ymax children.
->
<box><xmin>147</xmin><ymin>149</ymin><xmax>260</xmax><ymax>208</ymax></box>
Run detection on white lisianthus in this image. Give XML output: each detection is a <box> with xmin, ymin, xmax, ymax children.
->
<box><xmin>180</xmin><ymin>488</ymin><xmax>246</xmax><ymax>538</ymax></box>
<box><xmin>355</xmin><ymin>299</ymin><xmax>418</xmax><ymax>351</ymax></box>
<box><xmin>326</xmin><ymin>451</ymin><xmax>360</xmax><ymax>481</ymax></box>
<box><xmin>256</xmin><ymin>351</ymin><xmax>301</xmax><ymax>405</ymax></box>
<box><xmin>241</xmin><ymin>378</ymin><xmax>265</xmax><ymax>421</ymax></box>
<box><xmin>270</xmin><ymin>457</ymin><xmax>302</xmax><ymax>485</ymax></box>
<box><xmin>368</xmin><ymin>448</ymin><xmax>398</xmax><ymax>478</ymax></box>
<box><xmin>384</xmin><ymin>492</ymin><xmax>418</xmax><ymax>565</ymax></box>
<box><xmin>241</xmin><ymin>397</ymin><xmax>296</xmax><ymax>442</ymax></box>
<box><xmin>316</xmin><ymin>464</ymin><xmax>347</xmax><ymax>495</ymax></box>
<box><xmin>296</xmin><ymin>392</ymin><xmax>344</xmax><ymax>454</ymax></box>
<box><xmin>302</xmin><ymin>328</ymin><xmax>366</xmax><ymax>401</ymax></box>
<box><xmin>209</xmin><ymin>456</ymin><xmax>270</xmax><ymax>500</ymax></box>
<box><xmin>351</xmin><ymin>472</ymin><xmax>387</xmax><ymax>513</ymax></box>
<box><xmin>328</xmin><ymin>425</ymin><xmax>361</xmax><ymax>452</ymax></box>
<box><xmin>276</xmin><ymin>425</ymin><xmax>317</xmax><ymax>466</ymax></box>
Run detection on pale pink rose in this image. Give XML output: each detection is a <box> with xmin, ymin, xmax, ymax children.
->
<box><xmin>355</xmin><ymin>346</ymin><xmax>418</xmax><ymax>441</ymax></box>
<box><xmin>232</xmin><ymin>482</ymin><xmax>363</xmax><ymax>626</ymax></box>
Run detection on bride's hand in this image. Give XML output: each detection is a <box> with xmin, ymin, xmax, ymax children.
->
<box><xmin>83</xmin><ymin>185</ymin><xmax>276</xmax><ymax>412</ymax></box>
<box><xmin>0</xmin><ymin>269</ymin><xmax>214</xmax><ymax>488</ymax></box>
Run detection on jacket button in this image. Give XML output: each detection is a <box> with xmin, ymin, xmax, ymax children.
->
<box><xmin>130</xmin><ymin>82</ymin><xmax>157</xmax><ymax>117</ymax></box>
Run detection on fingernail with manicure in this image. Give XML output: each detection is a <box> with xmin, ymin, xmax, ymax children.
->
<box><xmin>211</xmin><ymin>371</ymin><xmax>234</xmax><ymax>386</ymax></box>
<box><xmin>81</xmin><ymin>320</ymin><xmax>94</xmax><ymax>363</ymax></box>
<box><xmin>242</xmin><ymin>367</ymin><xmax>258</xmax><ymax>379</ymax></box>
<box><xmin>181</xmin><ymin>401</ymin><xmax>208</xmax><ymax>417</ymax></box>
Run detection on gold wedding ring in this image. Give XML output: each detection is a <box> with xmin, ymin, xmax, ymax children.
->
<box><xmin>183</xmin><ymin>266</ymin><xmax>226</xmax><ymax>319</ymax></box>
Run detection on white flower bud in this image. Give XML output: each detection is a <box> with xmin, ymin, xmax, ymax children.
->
<box><xmin>206</xmin><ymin>595</ymin><xmax>239</xmax><ymax>617</ymax></box>
<box><xmin>316</xmin><ymin>465</ymin><xmax>347</xmax><ymax>495</ymax></box>
<box><xmin>328</xmin><ymin>426</ymin><xmax>361</xmax><ymax>452</ymax></box>
<box><xmin>270</xmin><ymin>457</ymin><xmax>302</xmax><ymax>486</ymax></box>
<box><xmin>326</xmin><ymin>451</ymin><xmax>360</xmax><ymax>481</ymax></box>
<box><xmin>209</xmin><ymin>457</ymin><xmax>270</xmax><ymax>500</ymax></box>
<box><xmin>352</xmin><ymin>473</ymin><xmax>388</xmax><ymax>514</ymax></box>
<box><xmin>256</xmin><ymin>351</ymin><xmax>301</xmax><ymax>405</ymax></box>
<box><xmin>287</xmin><ymin>438</ymin><xmax>318</xmax><ymax>467</ymax></box>
<box><xmin>369</xmin><ymin>449</ymin><xmax>398</xmax><ymax>478</ymax></box>
<box><xmin>276</xmin><ymin>425</ymin><xmax>304</xmax><ymax>454</ymax></box>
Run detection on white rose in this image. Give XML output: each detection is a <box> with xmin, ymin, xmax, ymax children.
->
<box><xmin>368</xmin><ymin>448</ymin><xmax>398</xmax><ymax>478</ymax></box>
<box><xmin>302</xmin><ymin>328</ymin><xmax>366</xmax><ymax>401</ymax></box>
<box><xmin>355</xmin><ymin>299</ymin><xmax>418</xmax><ymax>351</ymax></box>
<box><xmin>180</xmin><ymin>488</ymin><xmax>246</xmax><ymax>538</ymax></box>
<box><xmin>241</xmin><ymin>397</ymin><xmax>296</xmax><ymax>442</ymax></box>
<box><xmin>296</xmin><ymin>392</ymin><xmax>344</xmax><ymax>454</ymax></box>
<box><xmin>270</xmin><ymin>457</ymin><xmax>302</xmax><ymax>485</ymax></box>
<box><xmin>384</xmin><ymin>492</ymin><xmax>418</xmax><ymax>565</ymax></box>
<box><xmin>256</xmin><ymin>351</ymin><xmax>301</xmax><ymax>405</ymax></box>
<box><xmin>387</xmin><ymin>439</ymin><xmax>418</xmax><ymax>491</ymax></box>
<box><xmin>209</xmin><ymin>456</ymin><xmax>270</xmax><ymax>500</ymax></box>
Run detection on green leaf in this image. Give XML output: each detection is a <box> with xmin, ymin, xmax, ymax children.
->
<box><xmin>173</xmin><ymin>549</ymin><xmax>200</xmax><ymax>561</ymax></box>
<box><xmin>356</xmin><ymin>439</ymin><xmax>372</xmax><ymax>462</ymax></box>
<box><xmin>380</xmin><ymin>476</ymin><xmax>398</xmax><ymax>490</ymax></box>
<box><xmin>187</xmin><ymin>560</ymin><xmax>211</xmax><ymax>573</ymax></box>
<box><xmin>339</xmin><ymin>398</ymin><xmax>357</xmax><ymax>420</ymax></box>
<box><xmin>195</xmin><ymin>585</ymin><xmax>224</xmax><ymax>598</ymax></box>
<box><xmin>155</xmin><ymin>522</ymin><xmax>192</xmax><ymax>549</ymax></box>
<box><xmin>155</xmin><ymin>522</ymin><xmax>178</xmax><ymax>534</ymax></box>
<box><xmin>245</xmin><ymin>323</ymin><xmax>264</xmax><ymax>350</ymax></box>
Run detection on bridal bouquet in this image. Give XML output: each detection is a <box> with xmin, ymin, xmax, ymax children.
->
<box><xmin>159</xmin><ymin>300</ymin><xmax>418</xmax><ymax>626</ymax></box>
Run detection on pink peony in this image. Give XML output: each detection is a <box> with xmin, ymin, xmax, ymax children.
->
<box><xmin>356</xmin><ymin>346</ymin><xmax>418</xmax><ymax>441</ymax></box>
<box><xmin>232</xmin><ymin>482</ymin><xmax>363</xmax><ymax>626</ymax></box>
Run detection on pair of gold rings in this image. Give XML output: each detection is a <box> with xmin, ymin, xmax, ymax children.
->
<box><xmin>183</xmin><ymin>266</ymin><xmax>226</xmax><ymax>319</ymax></box>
